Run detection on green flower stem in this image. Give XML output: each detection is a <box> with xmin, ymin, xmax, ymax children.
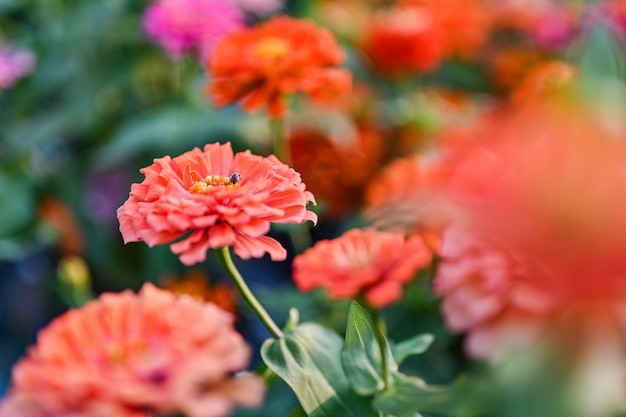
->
<box><xmin>372</xmin><ymin>309</ymin><xmax>393</xmax><ymax>398</ymax></box>
<box><xmin>215</xmin><ymin>246</ymin><xmax>284</xmax><ymax>339</ymax></box>
<box><xmin>270</xmin><ymin>116</ymin><xmax>290</xmax><ymax>165</ymax></box>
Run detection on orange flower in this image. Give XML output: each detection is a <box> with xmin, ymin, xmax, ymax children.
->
<box><xmin>206</xmin><ymin>16</ymin><xmax>352</xmax><ymax>118</ymax></box>
<box><xmin>293</xmin><ymin>228</ymin><xmax>432</xmax><ymax>308</ymax></box>
<box><xmin>117</xmin><ymin>142</ymin><xmax>316</xmax><ymax>265</ymax></box>
<box><xmin>510</xmin><ymin>60</ymin><xmax>577</xmax><ymax>108</ymax></box>
<box><xmin>38</xmin><ymin>197</ymin><xmax>84</xmax><ymax>255</ymax></box>
<box><xmin>364</xmin><ymin>156</ymin><xmax>446</xmax><ymax>251</ymax></box>
<box><xmin>289</xmin><ymin>124</ymin><xmax>384</xmax><ymax>216</ymax></box>
<box><xmin>0</xmin><ymin>283</ymin><xmax>264</xmax><ymax>417</ymax></box>
<box><xmin>360</xmin><ymin>6</ymin><xmax>446</xmax><ymax>77</ymax></box>
<box><xmin>434</xmin><ymin>99</ymin><xmax>626</xmax><ymax>361</ymax></box>
<box><xmin>402</xmin><ymin>0</ymin><xmax>492</xmax><ymax>59</ymax></box>
<box><xmin>160</xmin><ymin>269</ymin><xmax>238</xmax><ymax>316</ymax></box>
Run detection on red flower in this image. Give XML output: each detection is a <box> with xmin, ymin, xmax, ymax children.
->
<box><xmin>293</xmin><ymin>228</ymin><xmax>432</xmax><ymax>308</ymax></box>
<box><xmin>0</xmin><ymin>284</ymin><xmax>264</xmax><ymax>417</ymax></box>
<box><xmin>206</xmin><ymin>16</ymin><xmax>352</xmax><ymax>118</ymax></box>
<box><xmin>360</xmin><ymin>6</ymin><xmax>446</xmax><ymax>77</ymax></box>
<box><xmin>402</xmin><ymin>0</ymin><xmax>493</xmax><ymax>59</ymax></box>
<box><xmin>118</xmin><ymin>142</ymin><xmax>316</xmax><ymax>265</ymax></box>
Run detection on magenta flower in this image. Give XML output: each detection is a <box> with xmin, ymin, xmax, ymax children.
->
<box><xmin>0</xmin><ymin>43</ymin><xmax>35</xmax><ymax>90</ymax></box>
<box><xmin>143</xmin><ymin>0</ymin><xmax>244</xmax><ymax>59</ymax></box>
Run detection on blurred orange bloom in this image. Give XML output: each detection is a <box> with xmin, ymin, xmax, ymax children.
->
<box><xmin>510</xmin><ymin>61</ymin><xmax>577</xmax><ymax>107</ymax></box>
<box><xmin>293</xmin><ymin>228</ymin><xmax>432</xmax><ymax>308</ymax></box>
<box><xmin>364</xmin><ymin>156</ymin><xmax>446</xmax><ymax>251</ymax></box>
<box><xmin>360</xmin><ymin>6</ymin><xmax>446</xmax><ymax>77</ymax></box>
<box><xmin>402</xmin><ymin>0</ymin><xmax>492</xmax><ymax>59</ymax></box>
<box><xmin>487</xmin><ymin>47</ymin><xmax>546</xmax><ymax>93</ymax></box>
<box><xmin>117</xmin><ymin>142</ymin><xmax>316</xmax><ymax>265</ymax></box>
<box><xmin>206</xmin><ymin>16</ymin><xmax>352</xmax><ymax>118</ymax></box>
<box><xmin>38</xmin><ymin>197</ymin><xmax>84</xmax><ymax>255</ymax></box>
<box><xmin>434</xmin><ymin>99</ymin><xmax>626</xmax><ymax>361</ymax></box>
<box><xmin>0</xmin><ymin>283</ymin><xmax>263</xmax><ymax>417</ymax></box>
<box><xmin>161</xmin><ymin>269</ymin><xmax>238</xmax><ymax>316</ymax></box>
<box><xmin>289</xmin><ymin>124</ymin><xmax>384</xmax><ymax>216</ymax></box>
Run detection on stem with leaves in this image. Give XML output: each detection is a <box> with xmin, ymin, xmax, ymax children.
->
<box><xmin>215</xmin><ymin>246</ymin><xmax>283</xmax><ymax>339</ymax></box>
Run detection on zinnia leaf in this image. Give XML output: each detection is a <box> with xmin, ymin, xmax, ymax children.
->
<box><xmin>261</xmin><ymin>322</ymin><xmax>379</xmax><ymax>417</ymax></box>
<box><xmin>341</xmin><ymin>301</ymin><xmax>391</xmax><ymax>396</ymax></box>
<box><xmin>390</xmin><ymin>334</ymin><xmax>435</xmax><ymax>366</ymax></box>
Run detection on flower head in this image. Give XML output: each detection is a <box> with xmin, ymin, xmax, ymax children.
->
<box><xmin>289</xmin><ymin>124</ymin><xmax>384</xmax><ymax>216</ymax></box>
<box><xmin>293</xmin><ymin>228</ymin><xmax>432</xmax><ymax>308</ymax></box>
<box><xmin>0</xmin><ymin>43</ymin><xmax>35</xmax><ymax>90</ymax></box>
<box><xmin>0</xmin><ymin>283</ymin><xmax>264</xmax><ymax>417</ymax></box>
<box><xmin>206</xmin><ymin>16</ymin><xmax>352</xmax><ymax>118</ymax></box>
<box><xmin>434</xmin><ymin>99</ymin><xmax>626</xmax><ymax>361</ymax></box>
<box><xmin>143</xmin><ymin>0</ymin><xmax>244</xmax><ymax>59</ymax></box>
<box><xmin>360</xmin><ymin>6</ymin><xmax>446</xmax><ymax>77</ymax></box>
<box><xmin>117</xmin><ymin>142</ymin><xmax>316</xmax><ymax>265</ymax></box>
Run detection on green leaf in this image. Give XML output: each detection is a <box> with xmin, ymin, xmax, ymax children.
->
<box><xmin>261</xmin><ymin>323</ymin><xmax>379</xmax><ymax>417</ymax></box>
<box><xmin>391</xmin><ymin>334</ymin><xmax>435</xmax><ymax>366</ymax></box>
<box><xmin>374</xmin><ymin>373</ymin><xmax>442</xmax><ymax>417</ymax></box>
<box><xmin>579</xmin><ymin>23</ymin><xmax>624</xmax><ymax>84</ymax></box>
<box><xmin>374</xmin><ymin>373</ymin><xmax>494</xmax><ymax>417</ymax></box>
<box><xmin>341</xmin><ymin>301</ymin><xmax>386</xmax><ymax>396</ymax></box>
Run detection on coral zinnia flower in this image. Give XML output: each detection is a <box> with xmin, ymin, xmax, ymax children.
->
<box><xmin>143</xmin><ymin>0</ymin><xmax>243</xmax><ymax>59</ymax></box>
<box><xmin>0</xmin><ymin>283</ymin><xmax>264</xmax><ymax>417</ymax></box>
<box><xmin>206</xmin><ymin>16</ymin><xmax>352</xmax><ymax>118</ymax></box>
<box><xmin>293</xmin><ymin>228</ymin><xmax>432</xmax><ymax>308</ymax></box>
<box><xmin>360</xmin><ymin>6</ymin><xmax>446</xmax><ymax>77</ymax></box>
<box><xmin>434</xmin><ymin>99</ymin><xmax>626</xmax><ymax>361</ymax></box>
<box><xmin>117</xmin><ymin>142</ymin><xmax>316</xmax><ymax>265</ymax></box>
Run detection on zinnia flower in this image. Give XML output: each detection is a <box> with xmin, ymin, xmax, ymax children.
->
<box><xmin>401</xmin><ymin>0</ymin><xmax>492</xmax><ymax>59</ymax></box>
<box><xmin>289</xmin><ymin>124</ymin><xmax>383</xmax><ymax>216</ymax></box>
<box><xmin>293</xmin><ymin>228</ymin><xmax>432</xmax><ymax>308</ymax></box>
<box><xmin>360</xmin><ymin>6</ymin><xmax>446</xmax><ymax>77</ymax></box>
<box><xmin>364</xmin><ymin>156</ymin><xmax>446</xmax><ymax>251</ymax></box>
<box><xmin>0</xmin><ymin>43</ymin><xmax>34</xmax><ymax>90</ymax></box>
<box><xmin>0</xmin><ymin>283</ymin><xmax>264</xmax><ymax>417</ymax></box>
<box><xmin>434</xmin><ymin>98</ymin><xmax>626</xmax><ymax>362</ymax></box>
<box><xmin>117</xmin><ymin>141</ymin><xmax>316</xmax><ymax>265</ymax></box>
<box><xmin>143</xmin><ymin>0</ymin><xmax>244</xmax><ymax>59</ymax></box>
<box><xmin>206</xmin><ymin>16</ymin><xmax>352</xmax><ymax>118</ymax></box>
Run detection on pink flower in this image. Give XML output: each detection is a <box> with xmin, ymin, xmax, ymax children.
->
<box><xmin>143</xmin><ymin>0</ymin><xmax>244</xmax><ymax>59</ymax></box>
<box><xmin>0</xmin><ymin>283</ymin><xmax>264</xmax><ymax>417</ymax></box>
<box><xmin>117</xmin><ymin>142</ymin><xmax>316</xmax><ymax>265</ymax></box>
<box><xmin>0</xmin><ymin>43</ymin><xmax>35</xmax><ymax>90</ymax></box>
<box><xmin>434</xmin><ymin>100</ymin><xmax>626</xmax><ymax>361</ymax></box>
<box><xmin>293</xmin><ymin>228</ymin><xmax>432</xmax><ymax>308</ymax></box>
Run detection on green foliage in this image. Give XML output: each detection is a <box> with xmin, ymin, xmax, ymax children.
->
<box><xmin>261</xmin><ymin>322</ymin><xmax>379</xmax><ymax>417</ymax></box>
<box><xmin>341</xmin><ymin>301</ymin><xmax>389</xmax><ymax>395</ymax></box>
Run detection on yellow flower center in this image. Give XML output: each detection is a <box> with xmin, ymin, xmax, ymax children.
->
<box><xmin>188</xmin><ymin>173</ymin><xmax>241</xmax><ymax>195</ymax></box>
<box><xmin>255</xmin><ymin>36</ymin><xmax>290</xmax><ymax>60</ymax></box>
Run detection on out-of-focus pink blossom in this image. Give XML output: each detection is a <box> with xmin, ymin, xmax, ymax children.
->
<box><xmin>434</xmin><ymin>99</ymin><xmax>626</xmax><ymax>362</ymax></box>
<box><xmin>0</xmin><ymin>44</ymin><xmax>35</xmax><ymax>90</ymax></box>
<box><xmin>528</xmin><ymin>6</ymin><xmax>578</xmax><ymax>49</ymax></box>
<box><xmin>143</xmin><ymin>0</ymin><xmax>244</xmax><ymax>59</ymax></box>
<box><xmin>0</xmin><ymin>283</ymin><xmax>264</xmax><ymax>417</ymax></box>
